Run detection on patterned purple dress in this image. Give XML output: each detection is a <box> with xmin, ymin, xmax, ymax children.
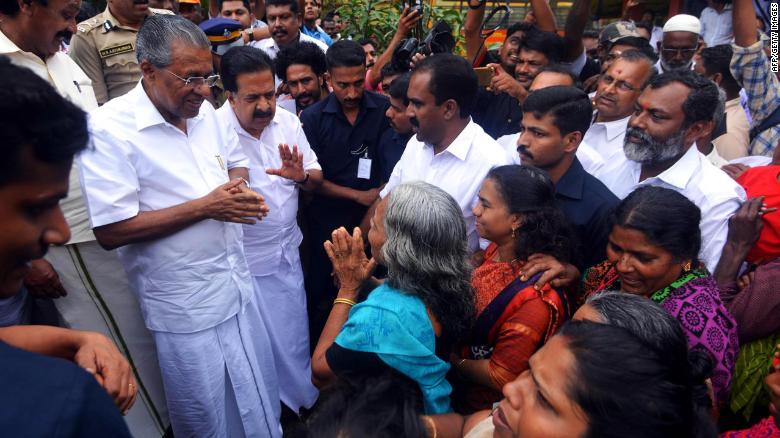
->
<box><xmin>584</xmin><ymin>263</ymin><xmax>740</xmax><ymax>405</ymax></box>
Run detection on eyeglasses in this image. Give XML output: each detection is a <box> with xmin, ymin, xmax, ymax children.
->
<box><xmin>163</xmin><ymin>69</ymin><xmax>220</xmax><ymax>88</ymax></box>
<box><xmin>660</xmin><ymin>47</ymin><xmax>697</xmax><ymax>57</ymax></box>
<box><xmin>600</xmin><ymin>74</ymin><xmax>638</xmax><ymax>92</ymax></box>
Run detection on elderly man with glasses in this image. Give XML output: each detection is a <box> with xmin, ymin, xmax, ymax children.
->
<box><xmin>78</xmin><ymin>15</ymin><xmax>282</xmax><ymax>437</ymax></box>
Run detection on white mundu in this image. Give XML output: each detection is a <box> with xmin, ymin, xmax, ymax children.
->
<box><xmin>1</xmin><ymin>30</ymin><xmax>168</xmax><ymax>435</ymax></box>
<box><xmin>216</xmin><ymin>104</ymin><xmax>320</xmax><ymax>413</ymax></box>
<box><xmin>79</xmin><ymin>82</ymin><xmax>281</xmax><ymax>437</ymax></box>
<box><xmin>381</xmin><ymin>119</ymin><xmax>511</xmax><ymax>252</ymax></box>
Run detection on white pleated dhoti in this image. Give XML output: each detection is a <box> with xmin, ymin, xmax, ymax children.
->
<box><xmin>45</xmin><ymin>241</ymin><xmax>168</xmax><ymax>437</ymax></box>
<box><xmin>153</xmin><ymin>300</ymin><xmax>282</xmax><ymax>438</ymax></box>
<box><xmin>251</xmin><ymin>250</ymin><xmax>318</xmax><ymax>412</ymax></box>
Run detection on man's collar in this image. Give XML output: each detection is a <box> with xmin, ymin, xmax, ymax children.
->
<box><xmin>427</xmin><ymin>119</ymin><xmax>475</xmax><ymax>161</ymax></box>
<box><xmin>555</xmin><ymin>157</ymin><xmax>586</xmax><ymax>200</ymax></box>
<box><xmin>593</xmin><ymin>114</ymin><xmax>631</xmax><ymax>141</ymax></box>
<box><xmin>0</xmin><ymin>28</ymin><xmax>22</xmax><ymax>55</ymax></box>
<box><xmin>644</xmin><ymin>145</ymin><xmax>700</xmax><ymax>190</ymax></box>
<box><xmin>133</xmin><ymin>80</ymin><xmax>204</xmax><ymax>131</ymax></box>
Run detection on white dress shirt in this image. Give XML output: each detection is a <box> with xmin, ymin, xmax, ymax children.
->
<box><xmin>700</xmin><ymin>5</ymin><xmax>734</xmax><ymax>47</ymax></box>
<box><xmin>79</xmin><ymin>82</ymin><xmax>255</xmax><ymax>334</ymax></box>
<box><xmin>1</xmin><ymin>30</ymin><xmax>99</xmax><ymax>244</ymax></box>
<box><xmin>580</xmin><ymin>114</ymin><xmax>631</xmax><ymax>164</ymax></box>
<box><xmin>216</xmin><ymin>104</ymin><xmax>321</xmax><ymax>276</ymax></box>
<box><xmin>250</xmin><ymin>32</ymin><xmax>328</xmax><ymax>59</ymax></box>
<box><xmin>381</xmin><ymin>120</ymin><xmax>512</xmax><ymax>251</ymax></box>
<box><xmin>496</xmin><ymin>132</ymin><xmax>606</xmax><ymax>175</ymax></box>
<box><xmin>597</xmin><ymin>145</ymin><xmax>745</xmax><ymax>271</ymax></box>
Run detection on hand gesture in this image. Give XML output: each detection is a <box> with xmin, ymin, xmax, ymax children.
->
<box><xmin>201</xmin><ymin>178</ymin><xmax>269</xmax><ymax>224</ymax></box>
<box><xmin>324</xmin><ymin>227</ymin><xmax>377</xmax><ymax>299</ymax></box>
<box><xmin>727</xmin><ymin>197</ymin><xmax>775</xmax><ymax>252</ymax></box>
<box><xmin>487</xmin><ymin>63</ymin><xmax>527</xmax><ymax>101</ymax></box>
<box><xmin>23</xmin><ymin>259</ymin><xmax>67</xmax><ymax>299</ymax></box>
<box><xmin>266</xmin><ymin>143</ymin><xmax>306</xmax><ymax>182</ymax></box>
<box><xmin>518</xmin><ymin>254</ymin><xmax>580</xmax><ymax>290</ymax></box>
<box><xmin>354</xmin><ymin>188</ymin><xmax>380</xmax><ymax>207</ymax></box>
<box><xmin>73</xmin><ymin>332</ymin><xmax>137</xmax><ymax>415</ymax></box>
<box><xmin>397</xmin><ymin>6</ymin><xmax>422</xmax><ymax>38</ymax></box>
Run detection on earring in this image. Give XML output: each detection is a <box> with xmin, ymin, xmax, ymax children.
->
<box><xmin>683</xmin><ymin>261</ymin><xmax>692</xmax><ymax>272</ymax></box>
<box><xmin>511</xmin><ymin>227</ymin><xmax>517</xmax><ymax>239</ymax></box>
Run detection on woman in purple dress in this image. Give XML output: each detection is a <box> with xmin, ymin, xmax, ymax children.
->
<box><xmin>582</xmin><ymin>186</ymin><xmax>739</xmax><ymax>406</ymax></box>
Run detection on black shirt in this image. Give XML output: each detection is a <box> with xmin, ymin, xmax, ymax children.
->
<box><xmin>472</xmin><ymin>89</ymin><xmax>523</xmax><ymax>139</ymax></box>
<box><xmin>555</xmin><ymin>157</ymin><xmax>620</xmax><ymax>270</ymax></box>
<box><xmin>300</xmin><ymin>91</ymin><xmax>391</xmax><ymax>224</ymax></box>
<box><xmin>301</xmin><ymin>91</ymin><xmax>390</xmax><ymax>191</ymax></box>
<box><xmin>0</xmin><ymin>341</ymin><xmax>132</xmax><ymax>437</ymax></box>
<box><xmin>378</xmin><ymin>129</ymin><xmax>412</xmax><ymax>183</ymax></box>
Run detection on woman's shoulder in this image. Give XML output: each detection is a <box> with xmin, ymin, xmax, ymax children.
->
<box><xmin>361</xmin><ymin>283</ymin><xmax>427</xmax><ymax>314</ymax></box>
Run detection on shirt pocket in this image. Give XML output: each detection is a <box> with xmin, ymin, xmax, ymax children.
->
<box><xmin>103</xmin><ymin>50</ymin><xmax>138</xmax><ymax>70</ymax></box>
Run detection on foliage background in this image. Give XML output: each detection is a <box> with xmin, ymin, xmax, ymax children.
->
<box><xmin>332</xmin><ymin>0</ymin><xmax>464</xmax><ymax>53</ymax></box>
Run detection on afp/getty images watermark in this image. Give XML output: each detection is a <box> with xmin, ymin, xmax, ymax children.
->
<box><xmin>772</xmin><ymin>1</ymin><xmax>779</xmax><ymax>72</ymax></box>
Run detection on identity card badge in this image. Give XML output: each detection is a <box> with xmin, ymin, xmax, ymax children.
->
<box><xmin>358</xmin><ymin>150</ymin><xmax>371</xmax><ymax>180</ymax></box>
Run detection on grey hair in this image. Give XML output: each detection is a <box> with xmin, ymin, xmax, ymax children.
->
<box><xmin>383</xmin><ymin>182</ymin><xmax>475</xmax><ymax>341</ymax></box>
<box><xmin>136</xmin><ymin>14</ymin><xmax>210</xmax><ymax>68</ymax></box>
<box><xmin>585</xmin><ymin>291</ymin><xmax>685</xmax><ymax>353</ymax></box>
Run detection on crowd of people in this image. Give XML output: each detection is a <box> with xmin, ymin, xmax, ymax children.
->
<box><xmin>1</xmin><ymin>0</ymin><xmax>780</xmax><ymax>436</ymax></box>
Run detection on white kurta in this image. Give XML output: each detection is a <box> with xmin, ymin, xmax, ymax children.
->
<box><xmin>216</xmin><ymin>104</ymin><xmax>320</xmax><ymax>412</ymax></box>
<box><xmin>381</xmin><ymin>120</ymin><xmax>512</xmax><ymax>252</ymax></box>
<box><xmin>79</xmin><ymin>82</ymin><xmax>281</xmax><ymax>437</ymax></box>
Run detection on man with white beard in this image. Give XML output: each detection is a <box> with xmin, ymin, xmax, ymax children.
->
<box><xmin>597</xmin><ymin>70</ymin><xmax>745</xmax><ymax>272</ymax></box>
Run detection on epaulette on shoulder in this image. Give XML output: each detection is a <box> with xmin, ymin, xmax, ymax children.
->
<box><xmin>76</xmin><ymin>16</ymin><xmax>103</xmax><ymax>33</ymax></box>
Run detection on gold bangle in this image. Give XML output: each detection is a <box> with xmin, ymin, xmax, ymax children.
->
<box><xmin>422</xmin><ymin>415</ymin><xmax>437</xmax><ymax>438</ymax></box>
<box><xmin>333</xmin><ymin>298</ymin><xmax>356</xmax><ymax>307</ymax></box>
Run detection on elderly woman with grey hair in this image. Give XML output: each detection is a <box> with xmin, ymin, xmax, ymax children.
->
<box><xmin>311</xmin><ymin>181</ymin><xmax>476</xmax><ymax>414</ymax></box>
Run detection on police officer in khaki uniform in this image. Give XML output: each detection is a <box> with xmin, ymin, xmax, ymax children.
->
<box><xmin>69</xmin><ymin>0</ymin><xmax>172</xmax><ymax>105</ymax></box>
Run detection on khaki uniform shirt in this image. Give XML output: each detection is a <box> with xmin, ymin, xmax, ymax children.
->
<box><xmin>69</xmin><ymin>7</ymin><xmax>172</xmax><ymax>105</ymax></box>
<box><xmin>0</xmin><ymin>29</ymin><xmax>98</xmax><ymax>244</ymax></box>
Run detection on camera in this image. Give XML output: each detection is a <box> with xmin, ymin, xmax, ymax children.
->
<box><xmin>390</xmin><ymin>20</ymin><xmax>456</xmax><ymax>72</ymax></box>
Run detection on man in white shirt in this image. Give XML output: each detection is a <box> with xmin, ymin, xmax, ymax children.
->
<box><xmin>250</xmin><ymin>0</ymin><xmax>327</xmax><ymax>60</ymax></box>
<box><xmin>597</xmin><ymin>70</ymin><xmax>745</xmax><ymax>272</ymax></box>
<box><xmin>381</xmin><ymin>54</ymin><xmax>511</xmax><ymax>252</ymax></box>
<box><xmin>0</xmin><ymin>1</ymin><xmax>168</xmax><ymax>434</ymax></box>
<box><xmin>78</xmin><ymin>15</ymin><xmax>280</xmax><ymax>437</ymax></box>
<box><xmin>582</xmin><ymin>50</ymin><xmax>656</xmax><ymax>166</ymax></box>
<box><xmin>216</xmin><ymin>46</ymin><xmax>322</xmax><ymax>416</ymax></box>
<box><xmin>700</xmin><ymin>0</ymin><xmax>734</xmax><ymax>47</ymax></box>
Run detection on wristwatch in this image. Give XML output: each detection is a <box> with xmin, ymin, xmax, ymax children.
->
<box><xmin>244</xmin><ymin>29</ymin><xmax>255</xmax><ymax>42</ymax></box>
<box><xmin>295</xmin><ymin>171</ymin><xmax>310</xmax><ymax>185</ymax></box>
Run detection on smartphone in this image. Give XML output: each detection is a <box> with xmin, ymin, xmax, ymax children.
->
<box><xmin>474</xmin><ymin>66</ymin><xmax>495</xmax><ymax>88</ymax></box>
